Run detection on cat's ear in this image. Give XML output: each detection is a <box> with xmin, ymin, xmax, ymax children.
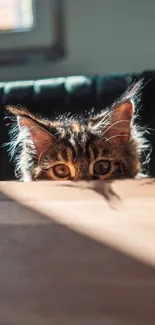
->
<box><xmin>106</xmin><ymin>99</ymin><xmax>134</xmax><ymax>142</ymax></box>
<box><xmin>91</xmin><ymin>100</ymin><xmax>134</xmax><ymax>143</ymax></box>
<box><xmin>6</xmin><ymin>106</ymin><xmax>55</xmax><ymax>157</ymax></box>
<box><xmin>91</xmin><ymin>80</ymin><xmax>143</xmax><ymax>143</ymax></box>
<box><xmin>17</xmin><ymin>116</ymin><xmax>55</xmax><ymax>156</ymax></box>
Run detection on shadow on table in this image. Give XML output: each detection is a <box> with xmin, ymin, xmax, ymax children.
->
<box><xmin>0</xmin><ymin>192</ymin><xmax>155</xmax><ymax>325</ymax></box>
<box><xmin>57</xmin><ymin>180</ymin><xmax>121</xmax><ymax>209</ymax></box>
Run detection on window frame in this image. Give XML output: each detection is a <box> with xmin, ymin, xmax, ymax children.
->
<box><xmin>0</xmin><ymin>0</ymin><xmax>65</xmax><ymax>65</ymax></box>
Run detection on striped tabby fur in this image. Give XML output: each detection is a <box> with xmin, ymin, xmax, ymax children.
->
<box><xmin>6</xmin><ymin>80</ymin><xmax>150</xmax><ymax>181</ymax></box>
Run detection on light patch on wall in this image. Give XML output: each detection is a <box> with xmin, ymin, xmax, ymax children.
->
<box><xmin>0</xmin><ymin>0</ymin><xmax>34</xmax><ymax>32</ymax></box>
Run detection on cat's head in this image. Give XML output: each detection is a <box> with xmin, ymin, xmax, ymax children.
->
<box><xmin>6</xmin><ymin>80</ymin><xmax>149</xmax><ymax>181</ymax></box>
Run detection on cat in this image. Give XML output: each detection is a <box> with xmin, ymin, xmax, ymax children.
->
<box><xmin>6</xmin><ymin>80</ymin><xmax>150</xmax><ymax>182</ymax></box>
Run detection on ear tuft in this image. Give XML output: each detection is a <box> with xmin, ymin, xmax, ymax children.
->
<box><xmin>7</xmin><ymin>106</ymin><xmax>56</xmax><ymax>157</ymax></box>
<box><xmin>6</xmin><ymin>105</ymin><xmax>32</xmax><ymax>117</ymax></box>
<box><xmin>121</xmin><ymin>79</ymin><xmax>143</xmax><ymax>102</ymax></box>
<box><xmin>105</xmin><ymin>100</ymin><xmax>134</xmax><ymax>143</ymax></box>
<box><xmin>17</xmin><ymin>115</ymin><xmax>55</xmax><ymax>157</ymax></box>
<box><xmin>90</xmin><ymin>80</ymin><xmax>142</xmax><ymax>144</ymax></box>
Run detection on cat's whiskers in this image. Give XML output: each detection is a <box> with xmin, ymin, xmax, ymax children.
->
<box><xmin>102</xmin><ymin>119</ymin><xmax>130</xmax><ymax>137</ymax></box>
<box><xmin>92</xmin><ymin>109</ymin><xmax>113</xmax><ymax>128</ymax></box>
<box><xmin>95</xmin><ymin>119</ymin><xmax>130</xmax><ymax>146</ymax></box>
<box><xmin>98</xmin><ymin>110</ymin><xmax>112</xmax><ymax>126</ymax></box>
<box><xmin>92</xmin><ymin>112</ymin><xmax>111</xmax><ymax>132</ymax></box>
<box><xmin>105</xmin><ymin>134</ymin><xmax>129</xmax><ymax>142</ymax></box>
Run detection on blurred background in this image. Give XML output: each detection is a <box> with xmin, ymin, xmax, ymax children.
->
<box><xmin>0</xmin><ymin>0</ymin><xmax>155</xmax><ymax>81</ymax></box>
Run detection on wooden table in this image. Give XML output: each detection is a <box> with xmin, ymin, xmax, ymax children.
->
<box><xmin>0</xmin><ymin>179</ymin><xmax>155</xmax><ymax>325</ymax></box>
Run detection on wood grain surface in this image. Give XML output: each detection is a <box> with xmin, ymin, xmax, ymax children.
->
<box><xmin>0</xmin><ymin>179</ymin><xmax>155</xmax><ymax>325</ymax></box>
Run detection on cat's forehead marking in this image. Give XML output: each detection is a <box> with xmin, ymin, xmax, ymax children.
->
<box><xmin>71</xmin><ymin>122</ymin><xmax>80</xmax><ymax>133</ymax></box>
<box><xmin>67</xmin><ymin>123</ymin><xmax>87</xmax><ymax>149</ymax></box>
<box><xmin>69</xmin><ymin>133</ymin><xmax>76</xmax><ymax>149</ymax></box>
<box><xmin>66</xmin><ymin>144</ymin><xmax>75</xmax><ymax>161</ymax></box>
<box><xmin>57</xmin><ymin>152</ymin><xmax>64</xmax><ymax>161</ymax></box>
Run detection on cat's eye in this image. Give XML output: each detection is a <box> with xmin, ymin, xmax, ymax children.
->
<box><xmin>53</xmin><ymin>164</ymin><xmax>70</xmax><ymax>178</ymax></box>
<box><xmin>93</xmin><ymin>160</ymin><xmax>111</xmax><ymax>175</ymax></box>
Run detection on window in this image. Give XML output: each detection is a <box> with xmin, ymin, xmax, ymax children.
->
<box><xmin>0</xmin><ymin>0</ymin><xmax>34</xmax><ymax>32</ymax></box>
<box><xmin>0</xmin><ymin>0</ymin><xmax>65</xmax><ymax>64</ymax></box>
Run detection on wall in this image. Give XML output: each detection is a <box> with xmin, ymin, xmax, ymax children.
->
<box><xmin>1</xmin><ymin>0</ymin><xmax>155</xmax><ymax>81</ymax></box>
